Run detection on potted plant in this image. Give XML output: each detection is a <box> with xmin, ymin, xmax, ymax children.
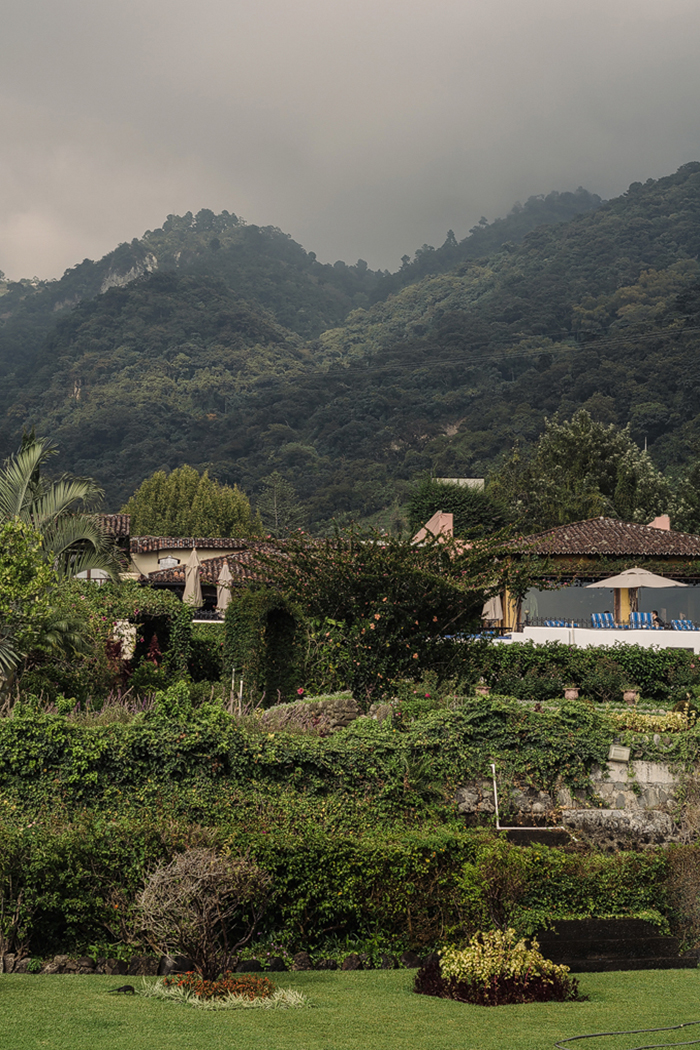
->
<box><xmin>474</xmin><ymin>678</ymin><xmax>490</xmax><ymax>697</ymax></box>
<box><xmin>562</xmin><ymin>683</ymin><xmax>580</xmax><ymax>700</ymax></box>
<box><xmin>622</xmin><ymin>683</ymin><xmax>640</xmax><ymax>705</ymax></box>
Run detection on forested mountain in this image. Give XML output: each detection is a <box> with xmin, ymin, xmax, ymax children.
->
<box><xmin>2</xmin><ymin>164</ymin><xmax>700</xmax><ymax>528</ymax></box>
<box><xmin>369</xmin><ymin>187</ymin><xmax>602</xmax><ymax>301</ymax></box>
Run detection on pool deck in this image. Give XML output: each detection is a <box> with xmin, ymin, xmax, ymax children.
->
<box><xmin>501</xmin><ymin>625</ymin><xmax>700</xmax><ymax>652</ymax></box>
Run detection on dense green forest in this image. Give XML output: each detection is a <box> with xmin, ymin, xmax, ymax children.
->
<box><xmin>2</xmin><ymin>165</ymin><xmax>700</xmax><ymax>528</ymax></box>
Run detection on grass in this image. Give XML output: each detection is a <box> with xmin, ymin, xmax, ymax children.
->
<box><xmin>1</xmin><ymin>968</ymin><xmax>699</xmax><ymax>1050</ymax></box>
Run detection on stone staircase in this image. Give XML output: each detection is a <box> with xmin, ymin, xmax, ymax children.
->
<box><xmin>535</xmin><ymin>919</ymin><xmax>698</xmax><ymax>972</ymax></box>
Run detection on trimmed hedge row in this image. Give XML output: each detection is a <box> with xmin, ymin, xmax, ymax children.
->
<box><xmin>0</xmin><ymin>816</ymin><xmax>686</xmax><ymax>957</ymax></box>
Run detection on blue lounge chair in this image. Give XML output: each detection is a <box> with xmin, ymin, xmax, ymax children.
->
<box><xmin>629</xmin><ymin>612</ymin><xmax>662</xmax><ymax>630</ymax></box>
<box><xmin>672</xmin><ymin>619</ymin><xmax>698</xmax><ymax>631</ymax></box>
<box><xmin>591</xmin><ymin>612</ymin><xmax>616</xmax><ymax>629</ymax></box>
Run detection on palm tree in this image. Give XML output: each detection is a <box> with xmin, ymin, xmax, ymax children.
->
<box><xmin>0</xmin><ymin>433</ymin><xmax>122</xmax><ymax>580</ymax></box>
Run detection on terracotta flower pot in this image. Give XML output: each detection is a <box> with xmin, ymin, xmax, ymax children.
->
<box><xmin>563</xmin><ymin>687</ymin><xmax>579</xmax><ymax>700</ymax></box>
<box><xmin>623</xmin><ymin>689</ymin><xmax>639</xmax><ymax>705</ymax></box>
<box><xmin>474</xmin><ymin>685</ymin><xmax>490</xmax><ymax>697</ymax></box>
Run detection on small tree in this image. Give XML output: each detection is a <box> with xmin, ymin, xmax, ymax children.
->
<box><xmin>265</xmin><ymin>525</ymin><xmax>533</xmax><ymax>701</ymax></box>
<box><xmin>138</xmin><ymin>849</ymin><xmax>271</xmax><ymax>980</ymax></box>
<box><xmin>256</xmin><ymin>471</ymin><xmax>305</xmax><ymax>535</ymax></box>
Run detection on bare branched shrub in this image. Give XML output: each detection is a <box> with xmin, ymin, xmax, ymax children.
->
<box><xmin>138</xmin><ymin>849</ymin><xmax>271</xmax><ymax>980</ymax></box>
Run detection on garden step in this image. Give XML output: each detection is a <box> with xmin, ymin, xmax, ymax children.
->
<box><xmin>537</xmin><ymin>936</ymin><xmax>684</xmax><ymax>961</ymax></box>
<box><xmin>538</xmin><ymin>919</ymin><xmax>662</xmax><ymax>938</ymax></box>
<box><xmin>564</xmin><ymin>955</ymin><xmax>698</xmax><ymax>973</ymax></box>
<box><xmin>533</xmin><ymin>919</ymin><xmax>697</xmax><ymax>972</ymax></box>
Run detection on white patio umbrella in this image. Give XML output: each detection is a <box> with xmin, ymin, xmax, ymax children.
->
<box><xmin>586</xmin><ymin>567</ymin><xmax>688</xmax><ymax>590</ymax></box>
<box><xmin>183</xmin><ymin>547</ymin><xmax>203</xmax><ymax>607</ymax></box>
<box><xmin>216</xmin><ymin>561</ymin><xmax>234</xmax><ymax>612</ymax></box>
<box><xmin>586</xmin><ymin>566</ymin><xmax>686</xmax><ymax>621</ymax></box>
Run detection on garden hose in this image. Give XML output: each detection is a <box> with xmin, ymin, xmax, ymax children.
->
<box><xmin>555</xmin><ymin>1020</ymin><xmax>700</xmax><ymax>1050</ymax></box>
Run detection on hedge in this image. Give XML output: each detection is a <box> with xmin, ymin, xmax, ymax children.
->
<box><xmin>0</xmin><ymin>816</ymin><xmax>686</xmax><ymax>957</ymax></box>
<box><xmin>466</xmin><ymin>640</ymin><xmax>700</xmax><ymax>704</ymax></box>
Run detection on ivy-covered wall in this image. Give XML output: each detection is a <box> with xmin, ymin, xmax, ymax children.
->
<box><xmin>20</xmin><ymin>580</ymin><xmax>193</xmax><ymax>702</ymax></box>
<box><xmin>223</xmin><ymin>586</ymin><xmax>304</xmax><ymax>703</ymax></box>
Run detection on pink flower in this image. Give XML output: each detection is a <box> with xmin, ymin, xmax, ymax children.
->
<box><xmin>297</xmin><ymin>688</ymin><xmax>305</xmax><ymax>696</ymax></box>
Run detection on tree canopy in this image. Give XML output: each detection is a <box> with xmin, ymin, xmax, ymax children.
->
<box><xmin>122</xmin><ymin>464</ymin><xmax>261</xmax><ymax>537</ymax></box>
<box><xmin>408</xmin><ymin>476</ymin><xmax>511</xmax><ymax>538</ymax></box>
<box><xmin>487</xmin><ymin>410</ymin><xmax>671</xmax><ymax>532</ymax></box>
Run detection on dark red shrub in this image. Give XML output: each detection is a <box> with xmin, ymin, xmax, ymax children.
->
<box><xmin>163</xmin><ymin>971</ymin><xmax>275</xmax><ymax>1001</ymax></box>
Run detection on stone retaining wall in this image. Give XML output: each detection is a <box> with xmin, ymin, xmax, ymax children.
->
<box><xmin>455</xmin><ymin>757</ymin><xmax>687</xmax><ymax>847</ymax></box>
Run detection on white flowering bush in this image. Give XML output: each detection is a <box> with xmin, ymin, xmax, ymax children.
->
<box><xmin>415</xmin><ymin>928</ymin><xmax>584</xmax><ymax>1006</ymax></box>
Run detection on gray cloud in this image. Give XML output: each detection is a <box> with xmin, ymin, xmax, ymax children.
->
<box><xmin>1</xmin><ymin>0</ymin><xmax>700</xmax><ymax>278</ymax></box>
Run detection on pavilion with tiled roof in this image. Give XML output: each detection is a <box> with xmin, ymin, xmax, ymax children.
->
<box><xmin>518</xmin><ymin>516</ymin><xmax>700</xmax><ymax>562</ymax></box>
<box><xmin>499</xmin><ymin>515</ymin><xmax>700</xmax><ymax>632</ymax></box>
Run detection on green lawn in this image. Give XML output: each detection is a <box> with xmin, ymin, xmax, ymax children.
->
<box><xmin>2</xmin><ymin>969</ymin><xmax>699</xmax><ymax>1050</ymax></box>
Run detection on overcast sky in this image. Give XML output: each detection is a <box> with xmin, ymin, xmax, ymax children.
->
<box><xmin>2</xmin><ymin>0</ymin><xmax>700</xmax><ymax>280</ymax></box>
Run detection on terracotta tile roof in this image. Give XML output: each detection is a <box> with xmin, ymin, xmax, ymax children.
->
<box><xmin>146</xmin><ymin>547</ymin><xmax>276</xmax><ymax>586</ymax></box>
<box><xmin>519</xmin><ymin>517</ymin><xmax>700</xmax><ymax>557</ymax></box>
<box><xmin>130</xmin><ymin>535</ymin><xmax>249</xmax><ymax>554</ymax></box>
<box><xmin>98</xmin><ymin>514</ymin><xmax>131</xmax><ymax>537</ymax></box>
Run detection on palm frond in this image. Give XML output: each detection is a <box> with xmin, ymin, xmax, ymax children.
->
<box><xmin>0</xmin><ymin>633</ymin><xmax>20</xmax><ymax>676</ymax></box>
<box><xmin>40</xmin><ymin>616</ymin><xmax>92</xmax><ymax>656</ymax></box>
<box><xmin>39</xmin><ymin>515</ymin><xmax>122</xmax><ymax>581</ymax></box>
<box><xmin>0</xmin><ymin>440</ymin><xmax>54</xmax><ymax>520</ymax></box>
<box><xmin>28</xmin><ymin>478</ymin><xmax>105</xmax><ymax>530</ymax></box>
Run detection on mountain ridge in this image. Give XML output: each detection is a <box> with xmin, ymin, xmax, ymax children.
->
<box><xmin>1</xmin><ymin>167</ymin><xmax>698</xmax><ymax>528</ymax></box>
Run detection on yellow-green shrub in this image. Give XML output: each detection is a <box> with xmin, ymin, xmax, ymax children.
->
<box><xmin>439</xmin><ymin>927</ymin><xmax>570</xmax><ymax>986</ymax></box>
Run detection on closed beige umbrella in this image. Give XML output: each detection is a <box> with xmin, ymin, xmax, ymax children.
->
<box><xmin>183</xmin><ymin>547</ymin><xmax>203</xmax><ymax>607</ymax></box>
<box><xmin>217</xmin><ymin>561</ymin><xmax>234</xmax><ymax>612</ymax></box>
<box><xmin>481</xmin><ymin>594</ymin><xmax>503</xmax><ymax>622</ymax></box>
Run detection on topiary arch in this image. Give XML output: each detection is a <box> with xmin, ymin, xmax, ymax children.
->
<box><xmin>223</xmin><ymin>586</ymin><xmax>304</xmax><ymax>704</ymax></box>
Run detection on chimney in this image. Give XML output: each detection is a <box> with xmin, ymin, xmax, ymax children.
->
<box><xmin>647</xmin><ymin>514</ymin><xmax>671</xmax><ymax>531</ymax></box>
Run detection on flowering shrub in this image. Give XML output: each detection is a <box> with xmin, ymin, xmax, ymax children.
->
<box><xmin>415</xmin><ymin>928</ymin><xmax>584</xmax><ymax>1006</ymax></box>
<box><xmin>162</xmin><ymin>971</ymin><xmax>275</xmax><ymax>1001</ymax></box>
